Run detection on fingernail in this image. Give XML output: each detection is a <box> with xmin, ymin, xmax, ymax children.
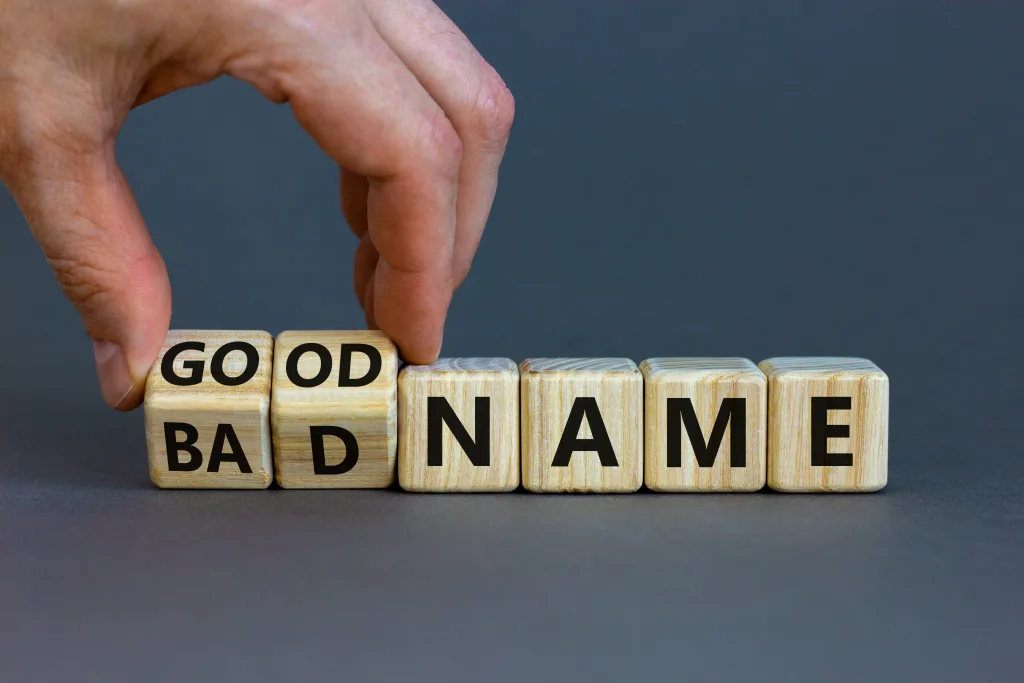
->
<box><xmin>93</xmin><ymin>340</ymin><xmax>135</xmax><ymax>409</ymax></box>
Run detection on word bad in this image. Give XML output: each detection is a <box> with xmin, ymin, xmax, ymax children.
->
<box><xmin>144</xmin><ymin>330</ymin><xmax>889</xmax><ymax>493</ymax></box>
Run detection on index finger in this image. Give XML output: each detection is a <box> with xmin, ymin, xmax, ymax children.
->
<box><xmin>223</xmin><ymin>4</ymin><xmax>460</xmax><ymax>362</ymax></box>
<box><xmin>365</xmin><ymin>131</ymin><xmax>460</xmax><ymax>361</ymax></box>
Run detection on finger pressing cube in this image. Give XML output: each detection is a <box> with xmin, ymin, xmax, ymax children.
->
<box><xmin>398</xmin><ymin>358</ymin><xmax>519</xmax><ymax>492</ymax></box>
<box><xmin>144</xmin><ymin>330</ymin><xmax>274</xmax><ymax>489</ymax></box>
<box><xmin>520</xmin><ymin>358</ymin><xmax>642</xmax><ymax>493</ymax></box>
<box><xmin>271</xmin><ymin>331</ymin><xmax>397</xmax><ymax>488</ymax></box>
<box><xmin>759</xmin><ymin>357</ymin><xmax>888</xmax><ymax>492</ymax></box>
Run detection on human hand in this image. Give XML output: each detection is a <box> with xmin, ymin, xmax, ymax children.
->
<box><xmin>0</xmin><ymin>0</ymin><xmax>514</xmax><ymax>410</ymax></box>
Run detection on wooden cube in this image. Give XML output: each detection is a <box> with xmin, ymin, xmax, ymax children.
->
<box><xmin>759</xmin><ymin>357</ymin><xmax>888</xmax><ymax>492</ymax></box>
<box><xmin>144</xmin><ymin>330</ymin><xmax>274</xmax><ymax>489</ymax></box>
<box><xmin>641</xmin><ymin>358</ymin><xmax>766</xmax><ymax>492</ymax></box>
<box><xmin>397</xmin><ymin>358</ymin><xmax>519</xmax><ymax>492</ymax></box>
<box><xmin>520</xmin><ymin>358</ymin><xmax>642</xmax><ymax>493</ymax></box>
<box><xmin>271</xmin><ymin>331</ymin><xmax>397</xmax><ymax>488</ymax></box>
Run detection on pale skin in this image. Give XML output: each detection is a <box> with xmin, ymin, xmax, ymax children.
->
<box><xmin>0</xmin><ymin>0</ymin><xmax>514</xmax><ymax>410</ymax></box>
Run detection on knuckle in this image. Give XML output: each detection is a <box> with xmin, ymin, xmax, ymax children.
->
<box><xmin>0</xmin><ymin>102</ymin><xmax>37</xmax><ymax>183</ymax></box>
<box><xmin>453</xmin><ymin>262</ymin><xmax>472</xmax><ymax>288</ymax></box>
<box><xmin>40</xmin><ymin>219</ymin><xmax>121</xmax><ymax>309</ymax></box>
<box><xmin>468</xmin><ymin>70</ymin><xmax>515</xmax><ymax>147</ymax></box>
<box><xmin>0</xmin><ymin>126</ymin><xmax>17</xmax><ymax>183</ymax></box>
<box><xmin>416</xmin><ymin>109</ymin><xmax>463</xmax><ymax>181</ymax></box>
<box><xmin>0</xmin><ymin>98</ymin><xmax>112</xmax><ymax>190</ymax></box>
<box><xmin>46</xmin><ymin>251</ymin><xmax>115</xmax><ymax>316</ymax></box>
<box><xmin>45</xmin><ymin>240</ymin><xmax>164</xmax><ymax>334</ymax></box>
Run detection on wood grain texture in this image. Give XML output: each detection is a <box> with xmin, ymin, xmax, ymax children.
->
<box><xmin>144</xmin><ymin>330</ymin><xmax>274</xmax><ymax>489</ymax></box>
<box><xmin>520</xmin><ymin>358</ymin><xmax>642</xmax><ymax>493</ymax></box>
<box><xmin>398</xmin><ymin>358</ymin><xmax>519</xmax><ymax>492</ymax></box>
<box><xmin>271</xmin><ymin>330</ymin><xmax>397</xmax><ymax>488</ymax></box>
<box><xmin>760</xmin><ymin>357</ymin><xmax>888</xmax><ymax>492</ymax></box>
<box><xmin>641</xmin><ymin>358</ymin><xmax>766</xmax><ymax>492</ymax></box>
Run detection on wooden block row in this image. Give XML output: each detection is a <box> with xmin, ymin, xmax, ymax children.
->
<box><xmin>144</xmin><ymin>330</ymin><xmax>889</xmax><ymax>493</ymax></box>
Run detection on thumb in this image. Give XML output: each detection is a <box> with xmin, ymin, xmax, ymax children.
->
<box><xmin>4</xmin><ymin>137</ymin><xmax>171</xmax><ymax>410</ymax></box>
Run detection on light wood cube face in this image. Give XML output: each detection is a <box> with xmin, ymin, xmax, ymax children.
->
<box><xmin>144</xmin><ymin>330</ymin><xmax>274</xmax><ymax>489</ymax></box>
<box><xmin>271</xmin><ymin>331</ymin><xmax>397</xmax><ymax>488</ymax></box>
<box><xmin>520</xmin><ymin>358</ymin><xmax>642</xmax><ymax>493</ymax></box>
<box><xmin>641</xmin><ymin>358</ymin><xmax>766</xmax><ymax>492</ymax></box>
<box><xmin>760</xmin><ymin>357</ymin><xmax>888</xmax><ymax>492</ymax></box>
<box><xmin>398</xmin><ymin>358</ymin><xmax>519</xmax><ymax>492</ymax></box>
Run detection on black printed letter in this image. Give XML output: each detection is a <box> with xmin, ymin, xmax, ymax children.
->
<box><xmin>210</xmin><ymin>342</ymin><xmax>260</xmax><ymax>387</ymax></box>
<box><xmin>811</xmin><ymin>397</ymin><xmax>853</xmax><ymax>466</ymax></box>
<box><xmin>666</xmin><ymin>398</ymin><xmax>746</xmax><ymax>468</ymax></box>
<box><xmin>207</xmin><ymin>424</ymin><xmax>252</xmax><ymax>473</ymax></box>
<box><xmin>310</xmin><ymin>426</ymin><xmax>359</xmax><ymax>475</ymax></box>
<box><xmin>551</xmin><ymin>397</ymin><xmax>618</xmax><ymax>467</ymax></box>
<box><xmin>161</xmin><ymin>342</ymin><xmax>205</xmax><ymax>386</ymax></box>
<box><xmin>427</xmin><ymin>397</ymin><xmax>490</xmax><ymax>467</ymax></box>
<box><xmin>338</xmin><ymin>343</ymin><xmax>382</xmax><ymax>387</ymax></box>
<box><xmin>286</xmin><ymin>343</ymin><xmax>333</xmax><ymax>388</ymax></box>
<box><xmin>164</xmin><ymin>422</ymin><xmax>202</xmax><ymax>471</ymax></box>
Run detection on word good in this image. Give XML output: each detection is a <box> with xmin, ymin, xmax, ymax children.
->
<box><xmin>144</xmin><ymin>330</ymin><xmax>889</xmax><ymax>493</ymax></box>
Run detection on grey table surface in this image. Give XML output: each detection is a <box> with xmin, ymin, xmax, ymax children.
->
<box><xmin>2</xmin><ymin>2</ymin><xmax>1023</xmax><ymax>681</ymax></box>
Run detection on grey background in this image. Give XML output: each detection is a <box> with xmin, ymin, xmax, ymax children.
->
<box><xmin>2</xmin><ymin>1</ymin><xmax>1023</xmax><ymax>681</ymax></box>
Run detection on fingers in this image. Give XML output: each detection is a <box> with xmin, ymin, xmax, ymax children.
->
<box><xmin>366</xmin><ymin>0</ymin><xmax>515</xmax><ymax>286</ymax></box>
<box><xmin>2</xmin><ymin>133</ymin><xmax>171</xmax><ymax>410</ymax></box>
<box><xmin>352</xmin><ymin>233</ymin><xmax>379</xmax><ymax>326</ymax></box>
<box><xmin>341</xmin><ymin>168</ymin><xmax>370</xmax><ymax>239</ymax></box>
<box><xmin>341</xmin><ymin>167</ymin><xmax>376</xmax><ymax>314</ymax></box>
<box><xmin>222</xmin><ymin>3</ymin><xmax>460</xmax><ymax>363</ymax></box>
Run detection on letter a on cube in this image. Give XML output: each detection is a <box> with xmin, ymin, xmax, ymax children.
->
<box><xmin>759</xmin><ymin>357</ymin><xmax>888</xmax><ymax>492</ymax></box>
<box><xmin>520</xmin><ymin>358</ymin><xmax>642</xmax><ymax>493</ymax></box>
<box><xmin>144</xmin><ymin>330</ymin><xmax>274</xmax><ymax>489</ymax></box>
<box><xmin>398</xmin><ymin>358</ymin><xmax>519</xmax><ymax>492</ymax></box>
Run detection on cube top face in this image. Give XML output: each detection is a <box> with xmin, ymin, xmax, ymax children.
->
<box><xmin>641</xmin><ymin>358</ymin><xmax>766</xmax><ymax>492</ymax></box>
<box><xmin>144</xmin><ymin>330</ymin><xmax>274</xmax><ymax>489</ymax></box>
<box><xmin>272</xmin><ymin>330</ymin><xmax>397</xmax><ymax>409</ymax></box>
<box><xmin>640</xmin><ymin>357</ymin><xmax>762</xmax><ymax>382</ymax></box>
<box><xmin>758</xmin><ymin>357</ymin><xmax>886</xmax><ymax>381</ymax></box>
<box><xmin>271</xmin><ymin>330</ymin><xmax>398</xmax><ymax>489</ymax></box>
<box><xmin>520</xmin><ymin>358</ymin><xmax>642</xmax><ymax>493</ymax></box>
<box><xmin>402</xmin><ymin>357</ymin><xmax>518</xmax><ymax>375</ymax></box>
<box><xmin>398</xmin><ymin>358</ymin><xmax>519</xmax><ymax>492</ymax></box>
<box><xmin>521</xmin><ymin>357</ymin><xmax>638</xmax><ymax>375</ymax></box>
<box><xmin>145</xmin><ymin>330</ymin><xmax>273</xmax><ymax>408</ymax></box>
<box><xmin>759</xmin><ymin>357</ymin><xmax>888</xmax><ymax>492</ymax></box>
